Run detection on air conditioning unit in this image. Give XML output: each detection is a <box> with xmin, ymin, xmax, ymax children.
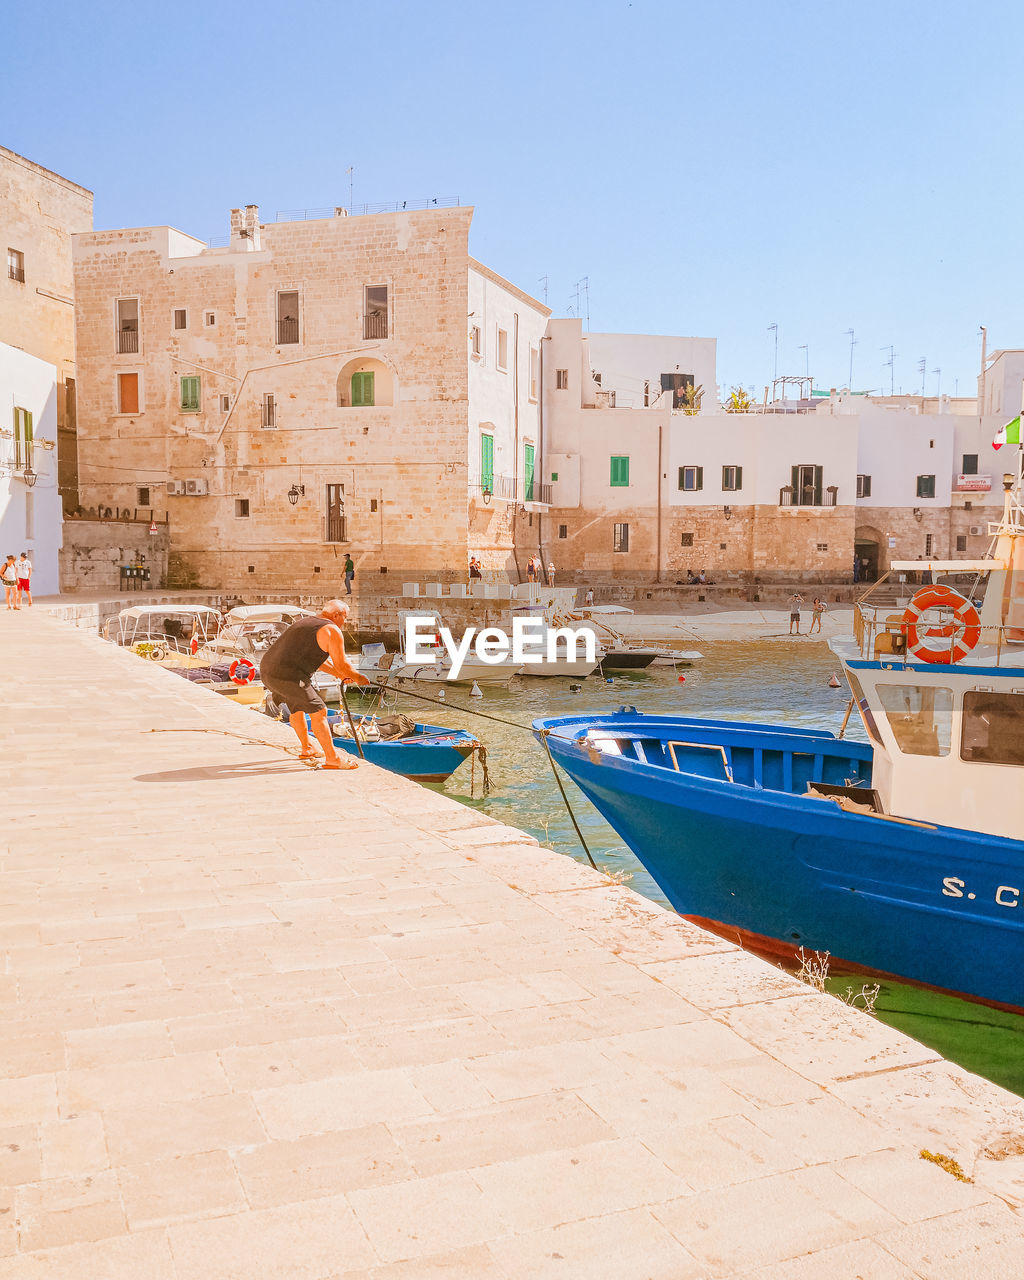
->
<box><xmin>166</xmin><ymin>480</ymin><xmax>186</xmax><ymax>496</ymax></box>
<box><xmin>185</xmin><ymin>477</ymin><xmax>209</xmax><ymax>496</ymax></box>
<box><xmin>969</xmin><ymin>525</ymin><xmax>982</xmax><ymax>536</ymax></box>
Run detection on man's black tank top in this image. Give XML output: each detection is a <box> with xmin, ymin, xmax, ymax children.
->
<box><xmin>259</xmin><ymin>615</ymin><xmax>330</xmax><ymax>683</ymax></box>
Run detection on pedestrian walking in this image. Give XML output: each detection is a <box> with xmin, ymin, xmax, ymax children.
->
<box><xmin>547</xmin><ymin>560</ymin><xmax>555</xmax><ymax>586</ymax></box>
<box><xmin>2</xmin><ymin>555</ymin><xmax>18</xmax><ymax>610</ymax></box>
<box><xmin>259</xmin><ymin>599</ymin><xmax>369</xmax><ymax>769</ymax></box>
<box><xmin>788</xmin><ymin>592</ymin><xmax>804</xmax><ymax>635</ymax></box>
<box><xmin>584</xmin><ymin>587</ymin><xmax>594</xmax><ymax>607</ymax></box>
<box><xmin>344</xmin><ymin>554</ymin><xmax>355</xmax><ymax>595</ymax></box>
<box><xmin>15</xmin><ymin>552</ymin><xmax>32</xmax><ymax>607</ymax></box>
<box><xmin>526</xmin><ymin>556</ymin><xmax>537</xmax><ymax>583</ymax></box>
<box><xmin>469</xmin><ymin>557</ymin><xmax>482</xmax><ymax>580</ymax></box>
<box><xmin>809</xmin><ymin>597</ymin><xmax>827</xmax><ymax>635</ymax></box>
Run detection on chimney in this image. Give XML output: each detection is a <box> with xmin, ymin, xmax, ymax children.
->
<box><xmin>229</xmin><ymin>205</ymin><xmax>261</xmax><ymax>251</ymax></box>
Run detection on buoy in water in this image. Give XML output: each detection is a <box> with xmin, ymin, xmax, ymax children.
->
<box><xmin>828</xmin><ymin>673</ymin><xmax>841</xmax><ymax>688</ymax></box>
<box><xmin>678</xmin><ymin>674</ymin><xmax>686</xmax><ymax>683</ymax></box>
<box><xmin>437</xmin><ymin>687</ymin><xmax>446</xmax><ymax>700</ymax></box>
<box><xmin>470</xmin><ymin>682</ymin><xmax>483</xmax><ymax>697</ymax></box>
<box><xmin>606</xmin><ymin>677</ymin><xmax>614</xmax><ymax>684</ymax></box>
<box><xmin>569</xmin><ymin>683</ymin><xmax>582</xmax><ymax>693</ymax></box>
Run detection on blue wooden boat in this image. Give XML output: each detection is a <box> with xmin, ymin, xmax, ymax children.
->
<box><xmin>534</xmin><ymin>476</ymin><xmax>1024</xmax><ymax>1014</ymax></box>
<box><xmin>325</xmin><ymin>713</ymin><xmax>479</xmax><ymax>783</ymax></box>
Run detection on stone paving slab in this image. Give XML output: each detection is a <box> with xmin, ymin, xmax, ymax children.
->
<box><xmin>1</xmin><ymin>607</ymin><xmax>1023</xmax><ymax>1276</ymax></box>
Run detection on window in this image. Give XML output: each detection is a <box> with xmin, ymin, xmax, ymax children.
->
<box><xmin>877</xmin><ymin>684</ymin><xmax>954</xmax><ymax>757</ymax></box>
<box><xmin>276</xmin><ymin>290</ymin><xmax>299</xmax><ymax>344</ymax></box>
<box><xmin>173</xmin><ymin>309</ymin><xmax>187</xmax><ymax>330</ymax></box>
<box><xmin>681</xmin><ymin>532</ymin><xmax>694</xmax><ymax>547</ymax></box>
<box><xmin>529</xmin><ymin>348</ymin><xmax>539</xmax><ymax>401</ymax></box>
<box><xmin>610</xmin><ymin>456</ymin><xmax>630</xmax><ymax>487</ymax></box>
<box><xmin>523</xmin><ymin>442</ymin><xmax>535</xmax><ymax>500</ymax></box>
<box><xmin>471</xmin><ymin>325</ymin><xmax>481</xmax><ymax>357</ymax></box>
<box><xmin>961</xmin><ymin>691</ymin><xmax>1024</xmax><ymax>766</ymax></box>
<box><xmin>916</xmin><ymin>474</ymin><xmax>936</xmax><ymax>498</ymax></box>
<box><xmin>261</xmin><ymin>392</ymin><xmax>276</xmax><ymax>428</ymax></box>
<box><xmin>962</xmin><ymin>454</ymin><xmax>978</xmax><ymax>476</ymax></box>
<box><xmin>925</xmin><ymin>534</ymin><xmax>933</xmax><ymax>556</ymax></box>
<box><xmin>558</xmin><ymin>524</ymin><xmax>568</xmax><ymax>539</ymax></box>
<box><xmin>556</xmin><ymin>368</ymin><xmax>569</xmax><ymax>390</ymax></box>
<box><xmin>220</xmin><ymin>394</ymin><xmax>231</xmax><ymax>412</ymax></box>
<box><xmin>496</xmin><ymin>328</ymin><xmax>508</xmax><ymax>371</ymax></box>
<box><xmin>661</xmin><ymin>372</ymin><xmax>694</xmax><ymax>409</ymax></box>
<box><xmin>722</xmin><ymin>465</ymin><xmax>742</xmax><ymax>491</ymax></box>
<box><xmin>364</xmin><ymin>285</ymin><xmax>388</xmax><ymax>339</ymax></box>
<box><xmin>480</xmin><ymin>433</ymin><xmax>494</xmax><ymax>493</ymax></box>
<box><xmin>205</xmin><ymin>312</ymin><xmax>215</xmax><ymax>326</ymax></box>
<box><xmin>792</xmin><ymin>465</ymin><xmax>823</xmax><ymax>505</ymax></box>
<box><xmin>12</xmin><ymin>407</ymin><xmax>33</xmax><ymax>470</ymax></box>
<box><xmin>550</xmin><ymin>471</ymin><xmax>558</xmax><ymax>482</ymax></box>
<box><xmin>235</xmin><ymin>499</ymin><xmax>250</xmax><ymax>518</ymax></box>
<box><xmin>326</xmin><ymin>483</ymin><xmax>347</xmax><ymax>542</ymax></box>
<box><xmin>369</xmin><ymin>498</ymin><xmax>378</xmax><ymax>513</ymax></box>
<box><xmin>613</xmin><ymin>522</ymin><xmax>629</xmax><ymax>553</ymax></box>
<box><xmin>817</xmin><ymin>543</ymin><xmax>828</xmax><ymax>551</ymax></box>
<box><xmin>351</xmin><ymin>371</ymin><xmax>374</xmax><ymax>407</ymax></box>
<box><xmin>678</xmin><ymin>466</ymin><xmax>703</xmax><ymax>492</ymax></box>
<box><xmin>116</xmin><ymin>298</ymin><xmax>139</xmax><ymax>353</ymax></box>
<box><xmin>137</xmin><ymin>486</ymin><xmax>151</xmax><ymax>506</ymax></box>
<box><xmin>956</xmin><ymin>534</ymin><xmax>968</xmax><ymax>552</ymax></box>
<box><xmin>857</xmin><ymin>474</ymin><xmax>872</xmax><ymax>498</ymax></box>
<box><xmin>118</xmin><ymin>373</ymin><xmax>140</xmax><ymax>414</ymax></box>
<box><xmin>180</xmin><ymin>376</ymin><xmax>201</xmax><ymax>412</ymax></box>
<box><xmin>7</xmin><ymin>248</ymin><xmax>25</xmax><ymax>282</ymax></box>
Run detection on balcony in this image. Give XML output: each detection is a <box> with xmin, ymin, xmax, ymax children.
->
<box><xmin>8</xmin><ymin>265</ymin><xmax>25</xmax><ymax>283</ymax></box>
<box><xmin>117</xmin><ymin>328</ymin><xmax>139</xmax><ymax>353</ymax></box>
<box><xmin>779</xmin><ymin>484</ymin><xmax>838</xmax><ymax>508</ymax></box>
<box><xmin>276</xmin><ymin>317</ymin><xmax>299</xmax><ymax>345</ymax></box>
<box><xmin>324</xmin><ymin>515</ymin><xmax>348</xmax><ymax>543</ymax></box>
<box><xmin>481</xmin><ymin>475</ymin><xmax>552</xmax><ymax>505</ymax></box>
<box><xmin>363</xmin><ymin>312</ymin><xmax>388</xmax><ymax>340</ymax></box>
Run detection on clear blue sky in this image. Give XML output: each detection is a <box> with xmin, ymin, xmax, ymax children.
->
<box><xmin>5</xmin><ymin>0</ymin><xmax>1021</xmax><ymax>400</ymax></box>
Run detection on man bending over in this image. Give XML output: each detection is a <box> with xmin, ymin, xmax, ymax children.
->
<box><xmin>259</xmin><ymin>599</ymin><xmax>368</xmax><ymax>769</ymax></box>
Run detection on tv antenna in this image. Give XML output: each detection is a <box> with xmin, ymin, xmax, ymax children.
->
<box><xmin>538</xmin><ymin>275</ymin><xmax>549</xmax><ymax>306</ymax></box>
<box><xmin>797</xmin><ymin>343</ymin><xmax>809</xmax><ymax>380</ymax></box>
<box><xmin>880</xmin><ymin>344</ymin><xmax>896</xmax><ymax>395</ymax></box>
<box><xmin>844</xmin><ymin>329</ymin><xmax>857</xmax><ymax>389</ymax></box>
<box><xmin>917</xmin><ymin>357</ymin><xmax>926</xmax><ymax>395</ymax></box>
<box><xmin>933</xmin><ymin>366</ymin><xmax>941</xmax><ymax>399</ymax></box>
<box><xmin>768</xmin><ymin>323</ymin><xmax>778</xmax><ymax>382</ymax></box>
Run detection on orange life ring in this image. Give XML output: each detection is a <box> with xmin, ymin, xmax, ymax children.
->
<box><xmin>902</xmin><ymin>586</ymin><xmax>980</xmax><ymax>664</ymax></box>
<box><xmin>229</xmin><ymin>658</ymin><xmax>256</xmax><ymax>685</ymax></box>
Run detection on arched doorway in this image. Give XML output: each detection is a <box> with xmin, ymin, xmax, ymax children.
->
<box><xmin>854</xmin><ymin>526</ymin><xmax>884</xmax><ymax>582</ymax></box>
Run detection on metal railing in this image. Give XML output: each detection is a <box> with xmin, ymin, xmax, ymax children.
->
<box><xmin>117</xmin><ymin>329</ymin><xmax>139</xmax><ymax>353</ymax></box>
<box><xmin>480</xmin><ymin>475</ymin><xmax>552</xmax><ymax>505</ymax></box>
<box><xmin>8</xmin><ymin>265</ymin><xmax>25</xmax><ymax>283</ymax></box>
<box><xmin>274</xmin><ymin>197</ymin><xmax>462</xmax><ymax>221</ymax></box>
<box><xmin>276</xmin><ymin>317</ymin><xmax>299</xmax><ymax>345</ymax></box>
<box><xmin>779</xmin><ymin>485</ymin><xmax>838</xmax><ymax>508</ymax></box>
<box><xmin>261</xmin><ymin>398</ymin><xmax>276</xmax><ymax>429</ymax></box>
<box><xmin>324</xmin><ymin>515</ymin><xmax>348</xmax><ymax>543</ymax></box>
<box><xmin>363</xmin><ymin>312</ymin><xmax>388</xmax><ymax>340</ymax></box>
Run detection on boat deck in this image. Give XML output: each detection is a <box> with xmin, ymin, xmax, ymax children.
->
<box><xmin>2</xmin><ymin>606</ymin><xmax>1023</xmax><ymax>1276</ymax></box>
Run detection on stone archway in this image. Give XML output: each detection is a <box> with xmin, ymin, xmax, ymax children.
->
<box><xmin>336</xmin><ymin>356</ymin><xmax>397</xmax><ymax>407</ymax></box>
<box><xmin>854</xmin><ymin>524</ymin><xmax>885</xmax><ymax>582</ymax></box>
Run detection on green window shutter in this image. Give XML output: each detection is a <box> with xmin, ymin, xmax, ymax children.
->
<box><xmin>524</xmin><ymin>443</ymin><xmax>535</xmax><ymax>498</ymax></box>
<box><xmin>735</xmin><ymin>466</ymin><xmax>742</xmax><ymax>491</ymax></box>
<box><xmin>813</xmin><ymin>465</ymin><xmax>823</xmax><ymax>505</ymax></box>
<box><xmin>180</xmin><ymin>376</ymin><xmax>200</xmax><ymax>411</ymax></box>
<box><xmin>791</xmin><ymin>465</ymin><xmax>800</xmax><ymax>494</ymax></box>
<box><xmin>610</xmin><ymin>455</ymin><xmax>629</xmax><ymax>487</ymax></box>
<box><xmin>480</xmin><ymin>434</ymin><xmax>494</xmax><ymax>491</ymax></box>
<box><xmin>696</xmin><ymin>466</ymin><xmax>703</xmax><ymax>491</ymax></box>
<box><xmin>13</xmin><ymin>408</ymin><xmax>21</xmax><ymax>469</ymax></box>
<box><xmin>677</xmin><ymin>466</ymin><xmax>685</xmax><ymax>490</ymax></box>
<box><xmin>351</xmin><ymin>371</ymin><xmax>374</xmax><ymax>406</ymax></box>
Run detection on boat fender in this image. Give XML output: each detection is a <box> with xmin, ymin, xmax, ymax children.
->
<box><xmin>149</xmin><ymin>645</ymin><xmax>166</xmax><ymax>662</ymax></box>
<box><xmin>470</xmin><ymin>682</ymin><xmax>483</xmax><ymax>697</ymax></box>
<box><xmin>437</xmin><ymin>688</ymin><xmax>446</xmax><ymax>700</ymax></box>
<box><xmin>678</xmin><ymin>674</ymin><xmax>686</xmax><ymax>683</ymax></box>
<box><xmin>229</xmin><ymin>658</ymin><xmax>256</xmax><ymax>686</ymax></box>
<box><xmin>828</xmin><ymin>674</ymin><xmax>841</xmax><ymax>688</ymax></box>
<box><xmin>606</xmin><ymin>677</ymin><xmax>614</xmax><ymax>684</ymax></box>
<box><xmin>190</xmin><ymin>636</ymin><xmax>199</xmax><ymax>655</ymax></box>
<box><xmin>903</xmin><ymin>586</ymin><xmax>980</xmax><ymax>665</ymax></box>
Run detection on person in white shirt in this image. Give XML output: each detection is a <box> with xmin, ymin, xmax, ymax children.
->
<box><xmin>15</xmin><ymin>552</ymin><xmax>32</xmax><ymax>607</ymax></box>
<box><xmin>1</xmin><ymin>555</ymin><xmax>17</xmax><ymax>610</ymax></box>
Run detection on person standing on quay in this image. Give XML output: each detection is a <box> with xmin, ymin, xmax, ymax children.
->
<box><xmin>2</xmin><ymin>555</ymin><xmax>18</xmax><ymax>609</ymax></box>
<box><xmin>809</xmin><ymin>597</ymin><xmax>827</xmax><ymax>635</ymax></box>
<box><xmin>788</xmin><ymin>592</ymin><xmax>804</xmax><ymax>635</ymax></box>
<box><xmin>344</xmin><ymin>554</ymin><xmax>355</xmax><ymax>595</ymax></box>
<box><xmin>547</xmin><ymin>560</ymin><xmax>555</xmax><ymax>586</ymax></box>
<box><xmin>16</xmin><ymin>551</ymin><xmax>32</xmax><ymax>607</ymax></box>
<box><xmin>260</xmin><ymin>599</ymin><xmax>368</xmax><ymax>769</ymax></box>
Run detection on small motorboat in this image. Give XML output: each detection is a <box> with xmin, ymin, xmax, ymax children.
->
<box><xmin>648</xmin><ymin>648</ymin><xmax>704</xmax><ymax>667</ymax></box>
<box><xmin>558</xmin><ymin>610</ymin><xmax>656</xmax><ymax>670</ymax></box>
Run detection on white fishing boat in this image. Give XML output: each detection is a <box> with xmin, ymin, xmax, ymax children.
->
<box><xmin>648</xmin><ymin>648</ymin><xmax>704</xmax><ymax>667</ymax></box>
<box><xmin>103</xmin><ymin>604</ymin><xmax>222</xmax><ymax>651</ymax></box>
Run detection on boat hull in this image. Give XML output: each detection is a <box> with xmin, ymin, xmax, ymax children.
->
<box><xmin>536</xmin><ymin>713</ymin><xmax>1024</xmax><ymax>1013</ymax></box>
<box><xmin>328</xmin><ymin>717</ymin><xmax>476</xmax><ymax>782</ymax></box>
<box><xmin>599</xmin><ymin>649</ymin><xmax>657</xmax><ymax>670</ymax></box>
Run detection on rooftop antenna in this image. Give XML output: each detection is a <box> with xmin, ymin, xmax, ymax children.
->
<box><xmin>880</xmin><ymin>344</ymin><xmax>896</xmax><ymax>395</ymax></box>
<box><xmin>346</xmin><ymin>166</ymin><xmax>354</xmax><ymax>210</ymax></box>
<box><xmin>933</xmin><ymin>366</ymin><xmax>941</xmax><ymax>399</ymax></box>
<box><xmin>844</xmin><ymin>329</ymin><xmax>857</xmax><ymax>389</ymax></box>
<box><xmin>538</xmin><ymin>275</ymin><xmax>549</xmax><ymax>306</ymax></box>
<box><xmin>917</xmin><ymin>357</ymin><xmax>926</xmax><ymax>395</ymax></box>
<box><xmin>768</xmin><ymin>323</ymin><xmax>778</xmax><ymax>383</ymax></box>
<box><xmin>797</xmin><ymin>343</ymin><xmax>809</xmax><ymax>380</ymax></box>
<box><xmin>573</xmin><ymin>276</ymin><xmax>590</xmax><ymax>330</ymax></box>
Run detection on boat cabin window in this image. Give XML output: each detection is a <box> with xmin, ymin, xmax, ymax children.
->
<box><xmin>876</xmin><ymin>684</ymin><xmax>953</xmax><ymax>757</ymax></box>
<box><xmin>960</xmin><ymin>691</ymin><xmax>1024</xmax><ymax>767</ymax></box>
<box><xmin>845</xmin><ymin>671</ymin><xmax>882</xmax><ymax>746</ymax></box>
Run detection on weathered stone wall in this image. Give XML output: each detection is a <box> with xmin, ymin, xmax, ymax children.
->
<box><xmin>855</xmin><ymin>504</ymin><xmax>996</xmax><ymax>577</ymax></box>
<box><xmin>59</xmin><ymin>517</ymin><xmax>169</xmax><ymax>593</ymax></box>
<box><xmin>0</xmin><ymin>146</ymin><xmax>93</xmax><ymax>506</ymax></box>
<box><xmin>73</xmin><ymin>208</ymin><xmax>475</xmax><ymax>593</ymax></box>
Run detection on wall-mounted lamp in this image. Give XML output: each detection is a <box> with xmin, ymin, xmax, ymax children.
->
<box><xmin>1004</xmin><ymin>472</ymin><xmax>1015</xmax><ymax>491</ymax></box>
<box><xmin>912</xmin><ymin>507</ymin><xmax>923</xmax><ymax>521</ymax></box>
<box><xmin>723</xmin><ymin>505</ymin><xmax>732</xmax><ymax>519</ymax></box>
<box><xmin>22</xmin><ymin>467</ymin><xmax>36</xmax><ymax>488</ymax></box>
<box><xmin>287</xmin><ymin>483</ymin><xmax>305</xmax><ymax>506</ymax></box>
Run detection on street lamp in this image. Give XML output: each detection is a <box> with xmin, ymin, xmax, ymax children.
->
<box><xmin>287</xmin><ymin>483</ymin><xmax>305</xmax><ymax>506</ymax></box>
<box><xmin>22</xmin><ymin>467</ymin><xmax>36</xmax><ymax>488</ymax></box>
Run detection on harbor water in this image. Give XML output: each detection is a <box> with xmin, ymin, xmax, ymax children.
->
<box><xmin>359</xmin><ymin>637</ymin><xmax>1024</xmax><ymax>1098</ymax></box>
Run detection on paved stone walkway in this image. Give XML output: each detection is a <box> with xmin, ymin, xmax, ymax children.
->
<box><xmin>2</xmin><ymin>607</ymin><xmax>1023</xmax><ymax>1277</ymax></box>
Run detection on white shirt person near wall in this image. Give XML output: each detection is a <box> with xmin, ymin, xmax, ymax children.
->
<box><xmin>15</xmin><ymin>554</ymin><xmax>33</xmax><ymax>607</ymax></box>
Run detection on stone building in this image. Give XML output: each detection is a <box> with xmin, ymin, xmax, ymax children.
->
<box><xmin>0</xmin><ymin>145</ymin><xmax>93</xmax><ymax>507</ymax></box>
<box><xmin>72</xmin><ymin>204</ymin><xmax>547</xmax><ymax>593</ymax></box>
<box><xmin>535</xmin><ymin>322</ymin><xmax>1012</xmax><ymax>586</ymax></box>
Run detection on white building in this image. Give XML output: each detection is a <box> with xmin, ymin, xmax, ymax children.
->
<box><xmin>0</xmin><ymin>342</ymin><xmax>61</xmax><ymax>594</ymax></box>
